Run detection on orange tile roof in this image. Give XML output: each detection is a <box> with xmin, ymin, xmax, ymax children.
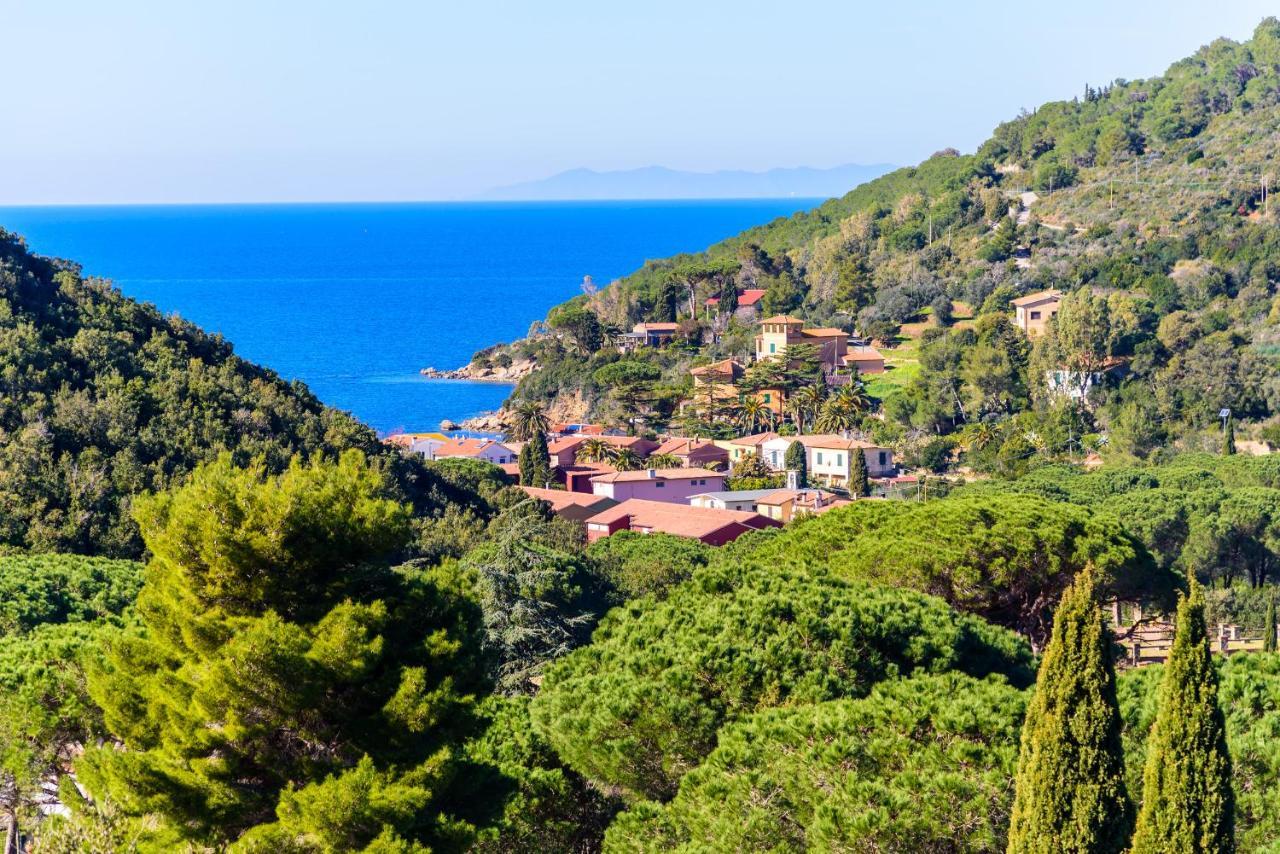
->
<box><xmin>800</xmin><ymin>327</ymin><xmax>846</xmax><ymax>338</ymax></box>
<box><xmin>737</xmin><ymin>289</ymin><xmax>767</xmax><ymax>306</ymax></box>
<box><xmin>689</xmin><ymin>358</ymin><xmax>743</xmax><ymax>376</ymax></box>
<box><xmin>636</xmin><ymin>322</ymin><xmax>679</xmax><ymax>332</ymax></box>
<box><xmin>585</xmin><ymin>499</ymin><xmax>775</xmax><ymax>538</ymax></box>
<box><xmin>729</xmin><ymin>431</ymin><xmax>779</xmax><ymax>448</ymax></box>
<box><xmin>590</xmin><ymin>467</ymin><xmax>722</xmax><ymax>484</ymax></box>
<box><xmin>432</xmin><ymin>437</ymin><xmax>510</xmax><ymax>458</ymax></box>
<box><xmin>845</xmin><ymin>347</ymin><xmax>884</xmax><ymax>361</ymax></box>
<box><xmin>653</xmin><ymin>437</ymin><xmax>726</xmax><ymax>457</ymax></box>
<box><xmin>520</xmin><ymin>486</ymin><xmax>616</xmax><ymax>512</ymax></box>
<box><xmin>547</xmin><ymin>436</ymin><xmax>585</xmax><ymax>454</ymax></box>
<box><xmin>760</xmin><ymin>314</ymin><xmax>806</xmax><ymax>325</ymax></box>
<box><xmin>1011</xmin><ymin>289</ymin><xmax>1063</xmax><ymax>307</ymax></box>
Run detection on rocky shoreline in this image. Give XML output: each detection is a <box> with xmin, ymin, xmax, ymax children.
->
<box><xmin>419</xmin><ymin>357</ymin><xmax>537</xmax><ymax>384</ymax></box>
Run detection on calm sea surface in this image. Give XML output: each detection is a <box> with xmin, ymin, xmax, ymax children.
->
<box><xmin>0</xmin><ymin>200</ymin><xmax>818</xmax><ymax>434</ymax></box>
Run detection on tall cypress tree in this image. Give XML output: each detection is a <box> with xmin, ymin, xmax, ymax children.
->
<box><xmin>1007</xmin><ymin>570</ymin><xmax>1132</xmax><ymax>854</ymax></box>
<box><xmin>849</xmin><ymin>447</ymin><xmax>870</xmax><ymax>497</ymax></box>
<box><xmin>519</xmin><ymin>431</ymin><xmax>551</xmax><ymax>487</ymax></box>
<box><xmin>1223</xmin><ymin>417</ymin><xmax>1237</xmax><ymax>456</ymax></box>
<box><xmin>784</xmin><ymin>440</ymin><xmax>807</xmax><ymax>488</ymax></box>
<box><xmin>1130</xmin><ymin>582</ymin><xmax>1234</xmax><ymax>853</ymax></box>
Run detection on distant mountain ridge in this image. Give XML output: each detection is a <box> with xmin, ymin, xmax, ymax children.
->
<box><xmin>479</xmin><ymin>163</ymin><xmax>898</xmax><ymax>200</ymax></box>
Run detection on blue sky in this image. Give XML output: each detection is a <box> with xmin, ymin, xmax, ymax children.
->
<box><xmin>3</xmin><ymin>1</ymin><xmax>1275</xmax><ymax>204</ymax></box>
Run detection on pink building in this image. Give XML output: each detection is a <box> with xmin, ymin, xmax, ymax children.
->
<box><xmin>590</xmin><ymin>467</ymin><xmax>724</xmax><ymax>503</ymax></box>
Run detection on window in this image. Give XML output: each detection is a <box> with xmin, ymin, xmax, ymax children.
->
<box><xmin>656</xmin><ymin>482</ymin><xmax>665</xmax><ymax>488</ymax></box>
<box><xmin>763</xmin><ymin>393</ymin><xmax>771</xmax><ymax>403</ymax></box>
<box><xmin>816</xmin><ymin>452</ymin><xmax>823</xmax><ymax>465</ymax></box>
<box><xmin>878</xmin><ymin>452</ymin><xmax>887</xmax><ymax>466</ymax></box>
<box><xmin>837</xmin><ymin>453</ymin><xmax>844</xmax><ymax>467</ymax></box>
<box><xmin>1030</xmin><ymin>311</ymin><xmax>1041</xmax><ymax>320</ymax></box>
<box><xmin>769</xmin><ymin>343</ymin><xmax>776</xmax><ymax>354</ymax></box>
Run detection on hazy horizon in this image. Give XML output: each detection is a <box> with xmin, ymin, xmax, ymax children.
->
<box><xmin>4</xmin><ymin>1</ymin><xmax>1276</xmax><ymax>205</ymax></box>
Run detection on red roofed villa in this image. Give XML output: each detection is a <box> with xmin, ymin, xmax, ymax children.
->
<box><xmin>584</xmin><ymin>498</ymin><xmax>780</xmax><ymax>545</ymax></box>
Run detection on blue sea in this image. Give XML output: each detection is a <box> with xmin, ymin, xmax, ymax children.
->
<box><xmin>0</xmin><ymin>200</ymin><xmax>818</xmax><ymax>434</ymax></box>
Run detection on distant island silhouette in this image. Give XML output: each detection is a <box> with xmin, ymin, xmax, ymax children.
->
<box><xmin>479</xmin><ymin>163</ymin><xmax>897</xmax><ymax>200</ymax></box>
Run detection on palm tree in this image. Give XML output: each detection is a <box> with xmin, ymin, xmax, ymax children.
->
<box><xmin>789</xmin><ymin>385</ymin><xmax>825</xmax><ymax>433</ymax></box>
<box><xmin>739</xmin><ymin>398</ymin><xmax>766</xmax><ymax>434</ymax></box>
<box><xmin>647</xmin><ymin>453</ymin><xmax>684</xmax><ymax>468</ymax></box>
<box><xmin>831</xmin><ymin>381</ymin><xmax>871</xmax><ymax>415</ymax></box>
<box><xmin>612</xmin><ymin>448</ymin><xmax>643</xmax><ymax>471</ymax></box>
<box><xmin>507</xmin><ymin>401</ymin><xmax>551</xmax><ymax>442</ymax></box>
<box><xmin>815</xmin><ymin>397</ymin><xmax>858</xmax><ymax>435</ymax></box>
<box><xmin>576</xmin><ymin>437</ymin><xmax>613</xmax><ymax>464</ymax></box>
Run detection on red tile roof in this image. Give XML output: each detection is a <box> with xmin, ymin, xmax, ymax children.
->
<box><xmin>845</xmin><ymin>347</ymin><xmax>884</xmax><ymax>362</ymax></box>
<box><xmin>729</xmin><ymin>431</ymin><xmax>779</xmax><ymax>448</ymax></box>
<box><xmin>800</xmin><ymin>327</ymin><xmax>846</xmax><ymax>338</ymax></box>
<box><xmin>760</xmin><ymin>314</ymin><xmax>806</xmax><ymax>325</ymax></box>
<box><xmin>547</xmin><ymin>436</ymin><xmax>585</xmax><ymax>455</ymax></box>
<box><xmin>585</xmin><ymin>499</ymin><xmax>777</xmax><ymax>539</ymax></box>
<box><xmin>737</xmin><ymin>289</ymin><xmax>766</xmax><ymax>306</ymax></box>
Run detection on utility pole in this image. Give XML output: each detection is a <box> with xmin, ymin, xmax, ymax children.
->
<box><xmin>928</xmin><ymin>214</ymin><xmax>933</xmax><ymax>245</ymax></box>
<box><xmin>1264</xmin><ymin>174</ymin><xmax>1269</xmax><ymax>218</ymax></box>
<box><xmin>1109</xmin><ymin>179</ymin><xmax>1114</xmax><ymax>210</ymax></box>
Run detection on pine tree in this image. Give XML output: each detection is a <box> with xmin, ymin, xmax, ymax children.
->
<box><xmin>1130</xmin><ymin>581</ymin><xmax>1234</xmax><ymax>853</ymax></box>
<box><xmin>79</xmin><ymin>451</ymin><xmax>487</xmax><ymax>850</ymax></box>
<box><xmin>1007</xmin><ymin>570</ymin><xmax>1132</xmax><ymax>854</ymax></box>
<box><xmin>849</xmin><ymin>447</ymin><xmax>870</xmax><ymax>497</ymax></box>
<box><xmin>1265</xmin><ymin>596</ymin><xmax>1277</xmax><ymax>653</ymax></box>
<box><xmin>519</xmin><ymin>431</ymin><xmax>551</xmax><ymax>487</ymax></box>
<box><xmin>785</xmin><ymin>440</ymin><xmax>807</xmax><ymax>488</ymax></box>
<box><xmin>1224</xmin><ymin>417</ymin><xmax>1237</xmax><ymax>456</ymax></box>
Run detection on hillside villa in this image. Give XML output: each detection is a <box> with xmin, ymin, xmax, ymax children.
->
<box><xmin>1046</xmin><ymin>358</ymin><xmax>1130</xmax><ymax>402</ymax></box>
<box><xmin>584</xmin><ymin>498</ymin><xmax>780</xmax><ymax>545</ymax></box>
<box><xmin>754</xmin><ymin>487</ymin><xmax>851</xmax><ymax>522</ymax></box>
<box><xmin>427</xmin><ymin>437</ymin><xmax>517</xmax><ymax>465</ymax></box>
<box><xmin>842</xmin><ymin>345</ymin><xmax>885</xmax><ymax>375</ymax></box>
<box><xmin>617</xmin><ymin>321</ymin><xmax>679</xmax><ymax>352</ymax></box>
<box><xmin>590</xmin><ymin>467</ymin><xmax>724</xmax><ymax>503</ymax></box>
<box><xmin>689</xmin><ymin>488</ymin><xmax>782</xmax><ymax>512</ymax></box>
<box><xmin>651</xmin><ymin>436</ymin><xmax>730</xmax><ymax>469</ymax></box>
<box><xmin>1011</xmin><ymin>289</ymin><xmax>1062</xmax><ymax>336</ymax></box>
<box><xmin>754</xmin><ymin>315</ymin><xmax>848</xmax><ymax>371</ymax></box>
<box><xmin>758</xmin><ymin>434</ymin><xmax>896</xmax><ymax>487</ymax></box>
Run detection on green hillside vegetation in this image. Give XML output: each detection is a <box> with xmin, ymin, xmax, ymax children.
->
<box><xmin>530</xmin><ymin>562</ymin><xmax>1034</xmax><ymax>802</ymax></box>
<box><xmin>965</xmin><ymin>453</ymin><xmax>1280</xmax><ymax>594</ymax></box>
<box><xmin>492</xmin><ymin>20</ymin><xmax>1280</xmax><ymax>459</ymax></box>
<box><xmin>739</xmin><ymin>491</ymin><xmax>1176</xmax><ymax>644</ymax></box>
<box><xmin>0</xmin><ymin>229</ymin><xmax>479</xmax><ymax>557</ymax></box>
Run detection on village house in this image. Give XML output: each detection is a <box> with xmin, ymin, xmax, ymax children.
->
<box><xmin>1011</xmin><ymin>289</ymin><xmax>1062</xmax><ymax>337</ymax></box>
<box><xmin>754</xmin><ymin>487</ymin><xmax>850</xmax><ymax>523</ymax></box>
<box><xmin>1045</xmin><ymin>358</ymin><xmax>1129</xmax><ymax>402</ymax></box>
<box><xmin>547</xmin><ymin>436</ymin><xmax>585</xmax><ymax>468</ymax></box>
<box><xmin>842</xmin><ymin>346</ymin><xmax>886</xmax><ymax>375</ymax></box>
<box><xmin>651</xmin><ymin>436</ymin><xmax>730</xmax><ymax>469</ymax></box>
<box><xmin>734</xmin><ymin>288</ymin><xmax>767</xmax><ymax>321</ymax></box>
<box><xmin>759</xmin><ymin>435</ymin><xmax>896</xmax><ymax>486</ymax></box>
<box><xmin>428</xmin><ymin>437</ymin><xmax>517</xmax><ymax>465</ymax></box>
<box><xmin>558</xmin><ymin>462</ymin><xmax>617</xmax><ymax>493</ymax></box>
<box><xmin>720</xmin><ymin>432</ymin><xmax>780</xmax><ymax>464</ymax></box>
<box><xmin>590</xmin><ymin>467</ymin><xmax>725</xmax><ymax>503</ymax></box>
<box><xmin>584</xmin><ymin>499</ymin><xmax>780</xmax><ymax>545</ymax></box>
<box><xmin>617</xmin><ymin>322</ymin><xmax>679</xmax><ymax>352</ymax></box>
<box><xmin>754</xmin><ymin>315</ymin><xmax>848</xmax><ymax>371</ymax></box>
<box><xmin>689</xmin><ymin>488</ymin><xmax>781</xmax><ymax>512</ymax></box>
<box><xmin>518</xmin><ymin>486</ymin><xmax>617</xmax><ymax>522</ymax></box>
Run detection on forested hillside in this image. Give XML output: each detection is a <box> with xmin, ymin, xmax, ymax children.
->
<box><xmin>0</xmin><ymin>230</ymin><xmax>475</xmax><ymax>557</ymax></box>
<box><xmin>492</xmin><ymin>19</ymin><xmax>1280</xmax><ymax>459</ymax></box>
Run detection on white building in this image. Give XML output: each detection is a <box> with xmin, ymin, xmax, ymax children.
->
<box><xmin>759</xmin><ymin>435</ymin><xmax>895</xmax><ymax>488</ymax></box>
